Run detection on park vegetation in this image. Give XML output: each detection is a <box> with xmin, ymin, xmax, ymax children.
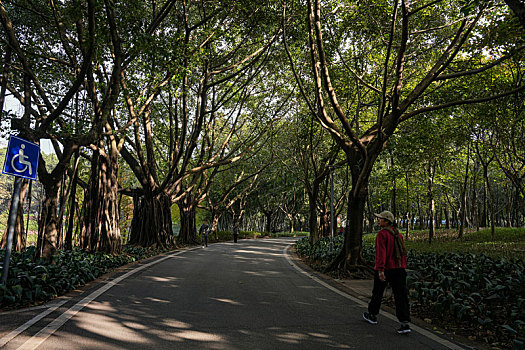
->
<box><xmin>0</xmin><ymin>0</ymin><xmax>524</xmax><ymax>348</ymax></box>
<box><xmin>297</xmin><ymin>228</ymin><xmax>525</xmax><ymax>349</ymax></box>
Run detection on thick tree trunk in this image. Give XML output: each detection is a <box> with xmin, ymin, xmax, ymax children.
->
<box><xmin>210</xmin><ymin>210</ymin><xmax>220</xmax><ymax>240</ymax></box>
<box><xmin>366</xmin><ymin>195</ymin><xmax>374</xmax><ymax>234</ymax></box>
<box><xmin>80</xmin><ymin>149</ymin><xmax>121</xmax><ymax>254</ymax></box>
<box><xmin>345</xmin><ymin>186</ymin><xmax>367</xmax><ymax>265</ymax></box>
<box><xmin>129</xmin><ymin>192</ymin><xmax>174</xmax><ymax>248</ymax></box>
<box><xmin>318</xmin><ymin>203</ymin><xmax>329</xmax><ymax>238</ymax></box>
<box><xmin>264</xmin><ymin>211</ymin><xmax>272</xmax><ymax>233</ymax></box>
<box><xmin>287</xmin><ymin>213</ymin><xmax>295</xmax><ymax>234</ymax></box>
<box><xmin>34</xmin><ymin>187</ymin><xmax>60</xmax><ymax>261</ymax></box>
<box><xmin>177</xmin><ymin>198</ymin><xmax>197</xmax><ymax>244</ymax></box>
<box><xmin>326</xmin><ymin>151</ymin><xmax>376</xmax><ymax>275</ymax></box>
<box><xmin>326</xmin><ymin>181</ymin><xmax>369</xmax><ymax>274</ymax></box>
<box><xmin>64</xmin><ymin>151</ymin><xmax>80</xmax><ymax>251</ymax></box>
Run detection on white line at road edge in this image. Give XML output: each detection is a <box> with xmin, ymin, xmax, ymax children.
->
<box><xmin>283</xmin><ymin>244</ymin><xmax>466</xmax><ymax>350</ymax></box>
<box><xmin>14</xmin><ymin>248</ymin><xmax>198</xmax><ymax>350</ymax></box>
<box><xmin>0</xmin><ymin>299</ymin><xmax>69</xmax><ymax>348</ymax></box>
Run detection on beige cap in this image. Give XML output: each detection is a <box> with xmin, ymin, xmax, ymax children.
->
<box><xmin>374</xmin><ymin>210</ymin><xmax>394</xmax><ymax>223</ymax></box>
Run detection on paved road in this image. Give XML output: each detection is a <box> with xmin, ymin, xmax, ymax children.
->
<box><xmin>0</xmin><ymin>238</ymin><xmax>467</xmax><ymax>349</ymax></box>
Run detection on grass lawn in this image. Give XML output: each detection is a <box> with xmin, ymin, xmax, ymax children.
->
<box><xmin>363</xmin><ymin>227</ymin><xmax>525</xmax><ymax>261</ymax></box>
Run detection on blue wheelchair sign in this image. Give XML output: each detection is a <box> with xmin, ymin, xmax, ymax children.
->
<box><xmin>2</xmin><ymin>135</ymin><xmax>40</xmax><ymax>180</ymax></box>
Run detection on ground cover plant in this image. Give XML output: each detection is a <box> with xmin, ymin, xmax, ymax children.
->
<box><xmin>0</xmin><ymin>245</ymin><xmax>166</xmax><ymax>310</ymax></box>
<box><xmin>296</xmin><ymin>228</ymin><xmax>525</xmax><ymax>349</ymax></box>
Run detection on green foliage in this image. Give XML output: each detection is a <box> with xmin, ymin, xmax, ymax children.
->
<box><xmin>407</xmin><ymin>250</ymin><xmax>524</xmax><ymax>346</ymax></box>
<box><xmin>404</xmin><ymin>228</ymin><xmax>525</xmax><ymax>261</ymax></box>
<box><xmin>296</xmin><ymin>235</ymin><xmax>374</xmax><ymax>263</ymax></box>
<box><xmin>297</xmin><ymin>228</ymin><xmax>525</xmax><ymax>347</ymax></box>
<box><xmin>0</xmin><ymin>245</ymin><xmax>163</xmax><ymax>309</ymax></box>
<box><xmin>273</xmin><ymin>231</ymin><xmax>309</xmax><ymax>238</ymax></box>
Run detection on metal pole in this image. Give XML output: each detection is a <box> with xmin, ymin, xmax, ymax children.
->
<box><xmin>330</xmin><ymin>168</ymin><xmax>334</xmax><ymax>253</ymax></box>
<box><xmin>1</xmin><ymin>176</ymin><xmax>23</xmax><ymax>285</ymax></box>
<box><xmin>25</xmin><ymin>180</ymin><xmax>32</xmax><ymax>239</ymax></box>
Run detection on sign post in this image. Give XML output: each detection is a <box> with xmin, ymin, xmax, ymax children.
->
<box><xmin>1</xmin><ymin>135</ymin><xmax>40</xmax><ymax>285</ymax></box>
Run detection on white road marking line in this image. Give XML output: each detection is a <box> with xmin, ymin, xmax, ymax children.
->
<box><xmin>14</xmin><ymin>248</ymin><xmax>196</xmax><ymax>350</ymax></box>
<box><xmin>0</xmin><ymin>299</ymin><xmax>69</xmax><ymax>348</ymax></box>
<box><xmin>283</xmin><ymin>244</ymin><xmax>466</xmax><ymax>350</ymax></box>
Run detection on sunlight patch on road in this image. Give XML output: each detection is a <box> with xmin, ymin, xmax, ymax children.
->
<box><xmin>171</xmin><ymin>330</ymin><xmax>224</xmax><ymax>342</ymax></box>
<box><xmin>144</xmin><ymin>297</ymin><xmax>171</xmax><ymax>304</ymax></box>
<box><xmin>233</xmin><ymin>249</ymin><xmax>283</xmax><ymax>257</ymax></box>
<box><xmin>211</xmin><ymin>298</ymin><xmax>243</xmax><ymax>306</ymax></box>
<box><xmin>294</xmin><ymin>300</ymin><xmax>314</xmax><ymax>306</ymax></box>
<box><xmin>243</xmin><ymin>270</ymin><xmax>282</xmax><ymax>277</ymax></box>
<box><xmin>307</xmin><ymin>332</ymin><xmax>330</xmax><ymax>338</ymax></box>
<box><xmin>147</xmin><ymin>276</ymin><xmax>178</xmax><ymax>282</ymax></box>
<box><xmin>276</xmin><ymin>331</ymin><xmax>308</xmax><ymax>343</ymax></box>
<box><xmin>121</xmin><ymin>321</ymin><xmax>149</xmax><ymax>331</ymax></box>
<box><xmin>86</xmin><ymin>301</ymin><xmax>118</xmax><ymax>313</ymax></box>
<box><xmin>161</xmin><ymin>319</ymin><xmax>192</xmax><ymax>329</ymax></box>
<box><xmin>74</xmin><ymin>309</ymin><xmax>149</xmax><ymax>344</ymax></box>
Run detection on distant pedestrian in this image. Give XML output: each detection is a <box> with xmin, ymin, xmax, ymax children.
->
<box><xmin>200</xmin><ymin>220</ymin><xmax>209</xmax><ymax>247</ymax></box>
<box><xmin>363</xmin><ymin>210</ymin><xmax>411</xmax><ymax>334</ymax></box>
<box><xmin>233</xmin><ymin>222</ymin><xmax>240</xmax><ymax>243</ymax></box>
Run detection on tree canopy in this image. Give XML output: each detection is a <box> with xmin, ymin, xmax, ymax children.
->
<box><xmin>0</xmin><ymin>0</ymin><xmax>522</xmax><ymax>267</ymax></box>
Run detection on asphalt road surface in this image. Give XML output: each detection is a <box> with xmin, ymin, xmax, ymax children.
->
<box><xmin>0</xmin><ymin>237</ymin><xmax>467</xmax><ymax>349</ymax></box>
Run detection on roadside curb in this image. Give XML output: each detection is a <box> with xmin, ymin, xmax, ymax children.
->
<box><xmin>287</xmin><ymin>245</ymin><xmax>373</xmax><ymax>303</ymax></box>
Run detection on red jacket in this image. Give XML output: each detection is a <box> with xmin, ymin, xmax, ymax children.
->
<box><xmin>374</xmin><ymin>227</ymin><xmax>407</xmax><ymax>271</ymax></box>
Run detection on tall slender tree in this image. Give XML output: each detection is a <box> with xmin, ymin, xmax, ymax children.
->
<box><xmin>286</xmin><ymin>0</ymin><xmax>525</xmax><ymax>271</ymax></box>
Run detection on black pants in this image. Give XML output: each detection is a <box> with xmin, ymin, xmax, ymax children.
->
<box><xmin>202</xmin><ymin>235</ymin><xmax>207</xmax><ymax>247</ymax></box>
<box><xmin>368</xmin><ymin>268</ymin><xmax>410</xmax><ymax>323</ymax></box>
<box><xmin>233</xmin><ymin>234</ymin><xmax>238</xmax><ymax>243</ymax></box>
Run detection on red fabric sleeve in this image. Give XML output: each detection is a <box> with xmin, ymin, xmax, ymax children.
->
<box><xmin>374</xmin><ymin>230</ymin><xmax>387</xmax><ymax>272</ymax></box>
<box><xmin>374</xmin><ymin>228</ymin><xmax>408</xmax><ymax>271</ymax></box>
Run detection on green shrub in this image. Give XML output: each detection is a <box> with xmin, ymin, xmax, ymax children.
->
<box><xmin>407</xmin><ymin>250</ymin><xmax>524</xmax><ymax>345</ymax></box>
<box><xmin>0</xmin><ymin>245</ymin><xmax>163</xmax><ymax>310</ymax></box>
<box><xmin>296</xmin><ymin>235</ymin><xmax>342</xmax><ymax>263</ymax></box>
<box><xmin>240</xmin><ymin>230</ymin><xmax>264</xmax><ymax>239</ymax></box>
<box><xmin>273</xmin><ymin>231</ymin><xmax>309</xmax><ymax>237</ymax></box>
